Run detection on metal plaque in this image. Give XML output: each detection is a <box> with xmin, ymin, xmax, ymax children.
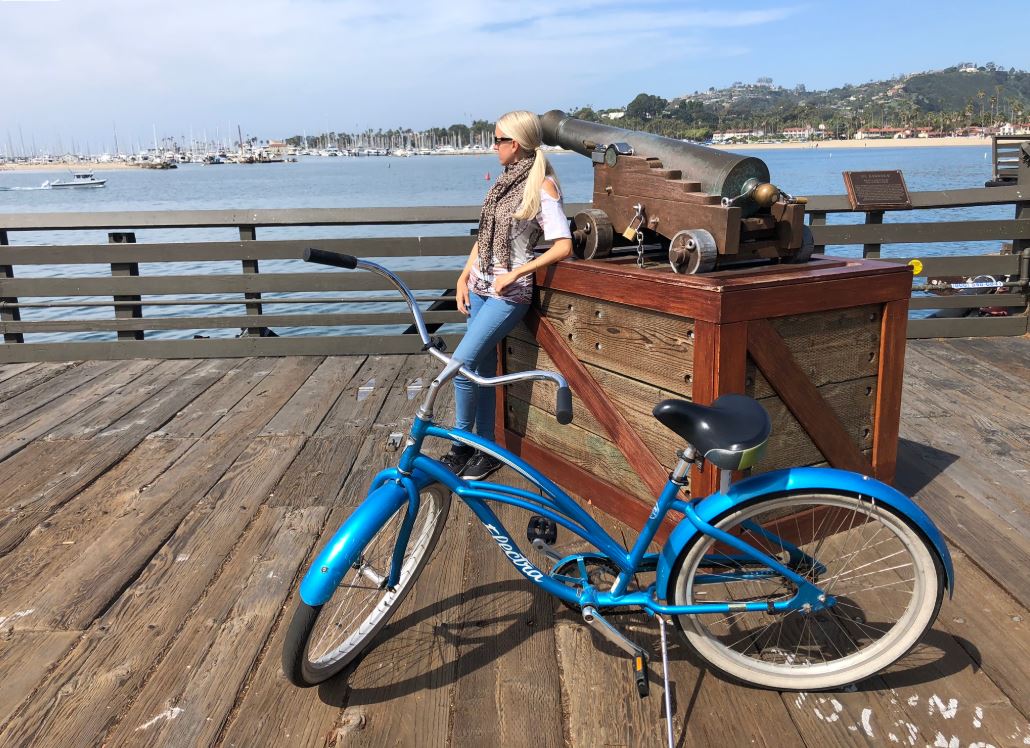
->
<box><xmin>843</xmin><ymin>170</ymin><xmax>912</xmax><ymax>210</ymax></box>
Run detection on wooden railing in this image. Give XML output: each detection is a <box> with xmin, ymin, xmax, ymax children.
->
<box><xmin>805</xmin><ymin>180</ymin><xmax>1029</xmax><ymax>339</ymax></box>
<box><xmin>2</xmin><ymin>177</ymin><xmax>1029</xmax><ymax>362</ymax></box>
<box><xmin>0</xmin><ymin>207</ymin><xmax>536</xmax><ymax>362</ymax></box>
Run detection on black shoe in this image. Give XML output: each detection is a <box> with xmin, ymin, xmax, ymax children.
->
<box><xmin>439</xmin><ymin>444</ymin><xmax>474</xmax><ymax>475</ymax></box>
<box><xmin>463</xmin><ymin>452</ymin><xmax>503</xmax><ymax>481</ymax></box>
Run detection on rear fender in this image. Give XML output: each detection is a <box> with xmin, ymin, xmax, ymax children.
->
<box><xmin>299</xmin><ymin>469</ymin><xmax>434</xmax><ymax>606</ymax></box>
<box><xmin>655</xmin><ymin>467</ymin><xmax>954</xmax><ymax>602</ymax></box>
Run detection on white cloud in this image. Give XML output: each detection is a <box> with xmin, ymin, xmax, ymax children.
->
<box><xmin>2</xmin><ymin>0</ymin><xmax>802</xmax><ymax>146</ymax></box>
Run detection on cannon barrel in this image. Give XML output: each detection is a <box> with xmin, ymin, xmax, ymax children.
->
<box><xmin>539</xmin><ymin>110</ymin><xmax>770</xmax><ymax>208</ymax></box>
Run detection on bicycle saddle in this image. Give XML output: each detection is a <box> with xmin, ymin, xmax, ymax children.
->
<box><xmin>652</xmin><ymin>394</ymin><xmax>771</xmax><ymax>471</ymax></box>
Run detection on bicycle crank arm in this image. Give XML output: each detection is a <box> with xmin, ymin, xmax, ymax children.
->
<box><xmin>582</xmin><ymin>606</ymin><xmax>648</xmax><ymax>661</ymax></box>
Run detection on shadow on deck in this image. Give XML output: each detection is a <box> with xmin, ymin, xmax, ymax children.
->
<box><xmin>0</xmin><ymin>337</ymin><xmax>1027</xmax><ymax>747</ymax></box>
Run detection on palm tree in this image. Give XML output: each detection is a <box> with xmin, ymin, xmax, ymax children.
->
<box><xmin>977</xmin><ymin>90</ymin><xmax>986</xmax><ymax>125</ymax></box>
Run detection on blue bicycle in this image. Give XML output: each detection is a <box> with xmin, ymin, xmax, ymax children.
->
<box><xmin>283</xmin><ymin>249</ymin><xmax>953</xmax><ymax>702</ymax></box>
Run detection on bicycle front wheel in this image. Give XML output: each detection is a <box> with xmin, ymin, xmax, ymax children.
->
<box><xmin>669</xmin><ymin>492</ymin><xmax>944</xmax><ymax>691</ymax></box>
<box><xmin>283</xmin><ymin>482</ymin><xmax>451</xmax><ymax>686</ymax></box>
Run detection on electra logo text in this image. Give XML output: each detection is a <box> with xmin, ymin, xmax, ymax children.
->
<box><xmin>484</xmin><ymin>524</ymin><xmax>543</xmax><ymax>581</ymax></box>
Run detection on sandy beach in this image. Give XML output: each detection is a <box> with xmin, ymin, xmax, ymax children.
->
<box><xmin>0</xmin><ymin>161</ymin><xmax>139</xmax><ymax>172</ymax></box>
<box><xmin>711</xmin><ymin>136</ymin><xmax>993</xmax><ymax>152</ymax></box>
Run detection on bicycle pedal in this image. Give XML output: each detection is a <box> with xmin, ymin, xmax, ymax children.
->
<box><xmin>526</xmin><ymin>515</ymin><xmax>558</xmax><ymax>545</ymax></box>
<box><xmin>634</xmin><ymin>654</ymin><xmax>650</xmax><ymax>698</ymax></box>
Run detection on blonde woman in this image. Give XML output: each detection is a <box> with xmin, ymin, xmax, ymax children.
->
<box><xmin>441</xmin><ymin>110</ymin><xmax>573</xmax><ymax>480</ymax></box>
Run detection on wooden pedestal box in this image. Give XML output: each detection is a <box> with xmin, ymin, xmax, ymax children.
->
<box><xmin>498</xmin><ymin>255</ymin><xmax>912</xmax><ymax>533</ymax></box>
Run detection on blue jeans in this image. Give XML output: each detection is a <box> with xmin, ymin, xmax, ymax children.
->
<box><xmin>452</xmin><ymin>293</ymin><xmax>529</xmax><ymax>440</ymax></box>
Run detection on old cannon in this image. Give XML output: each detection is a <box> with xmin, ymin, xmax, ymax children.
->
<box><xmin>539</xmin><ymin>110</ymin><xmax>812</xmax><ymax>273</ymax></box>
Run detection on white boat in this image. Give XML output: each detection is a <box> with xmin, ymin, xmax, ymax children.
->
<box><xmin>49</xmin><ymin>172</ymin><xmax>107</xmax><ymax>188</ymax></box>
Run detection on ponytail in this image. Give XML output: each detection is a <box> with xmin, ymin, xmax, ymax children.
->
<box><xmin>496</xmin><ymin>110</ymin><xmax>564</xmax><ymax>221</ymax></box>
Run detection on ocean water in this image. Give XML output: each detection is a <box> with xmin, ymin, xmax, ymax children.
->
<box><xmin>0</xmin><ymin>146</ymin><xmax>1014</xmax><ymax>341</ymax></box>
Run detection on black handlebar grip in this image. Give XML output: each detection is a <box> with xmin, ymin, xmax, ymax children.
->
<box><xmin>303</xmin><ymin>247</ymin><xmax>358</xmax><ymax>269</ymax></box>
<box><xmin>555</xmin><ymin>386</ymin><xmax>573</xmax><ymax>425</ymax></box>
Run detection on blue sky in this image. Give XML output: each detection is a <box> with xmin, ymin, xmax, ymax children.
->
<box><xmin>1</xmin><ymin>0</ymin><xmax>1025</xmax><ymax>152</ymax></box>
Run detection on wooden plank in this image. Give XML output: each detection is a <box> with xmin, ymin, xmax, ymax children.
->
<box><xmin>0</xmin><ymin>269</ymin><xmax>458</xmax><ymax>296</ymax></box>
<box><xmin>906</xmin><ymin>315</ymin><xmax>1027</xmax><ymax>339</ymax></box>
<box><xmin>804</xmin><ymin>184</ymin><xmax>1026</xmax><ymax>212</ymax></box>
<box><xmin>813</xmin><ymin>218</ymin><xmax>1030</xmax><ymax>246</ymax></box>
<box><xmin>0</xmin><ymin>362</ymin><xmax>37</xmax><ymax>386</ymax></box>
<box><xmin>757</xmin><ymin>378</ymin><xmax>876</xmax><ymax>473</ymax></box>
<box><xmin>0</xmin><ymin>363</ymin><xmax>82</xmax><ymax>404</ymax></box>
<box><xmin>754</xmin><ymin>305</ymin><xmax>882</xmax><ymax>398</ymax></box>
<box><xmin>0</xmin><ymin>632</ymin><xmax>79</xmax><ymax>727</ymax></box>
<box><xmin>0</xmin><ymin>438</ymin><xmax>199</xmax><ymax>612</ymax></box>
<box><xmin>220</xmin><ymin>355</ymin><xmax>446</xmax><ymax>747</ymax></box>
<box><xmin>502</xmin><ymin>429</ymin><xmax>670</xmax><ymax>540</ymax></box>
<box><xmin>0</xmin><ymin>358</ymin><xmax>322</xmax><ymax>631</ymax></box>
<box><xmin>505</xmin><ymin>335</ymin><xmax>685</xmax><ymax>474</ymax></box>
<box><xmin>507</xmin><ymin>395</ymin><xmax>653</xmax><ymax>504</ymax></box>
<box><xmin>536</xmin><ymin>288</ymin><xmax>695</xmax><ymax>397</ymax></box>
<box><xmin>902</xmin><ymin>344</ymin><xmax>1030</xmax><ymax>446</ymax></box>
<box><xmin>3</xmin><ymin>310</ymin><xmax>466</xmax><ymax>334</ymax></box>
<box><xmin>895</xmin><ymin>428</ymin><xmax>1030</xmax><ymax>609</ymax></box>
<box><xmin>946</xmin><ymin>336</ymin><xmax>1029</xmax><ymax>381</ymax></box>
<box><xmin>103</xmin><ymin>504</ymin><xmax>325</xmax><ymax>747</ymax></box>
<box><xmin>692</xmin><ymin>320</ymin><xmax>749</xmax><ymax>496</ymax></box>
<box><xmin>0</xmin><ymin>235</ymin><xmax>473</xmax><ymax>265</ymax></box>
<box><xmin>0</xmin><ymin>359</ymin><xmax>167</xmax><ymax>460</ymax></box>
<box><xmin>528</xmin><ymin>309</ymin><xmax>670</xmax><ymax>497</ymax></box>
<box><xmin>0</xmin><ymin>360</ymin><xmax>251</xmax><ymax>557</ymax></box>
<box><xmin>448</xmin><ymin>492</ymin><xmax>564</xmax><ymax>747</ymax></box>
<box><xmin>553</xmin><ymin>503</ymin><xmax>804</xmax><ymax>748</ymax></box>
<box><xmin>872</xmin><ymin>299</ymin><xmax>908</xmax><ymax>482</ymax></box>
<box><xmin>44</xmin><ymin>358</ymin><xmax>213</xmax><ymax>440</ymax></box>
<box><xmin>0</xmin><ymin>334</ymin><xmax>463</xmax><ymax>364</ymax></box>
<box><xmin>0</xmin><ymin>360</ymin><xmax>121</xmax><ymax>429</ymax></box>
<box><xmin>748</xmin><ymin>319</ymin><xmax>872</xmax><ymax>474</ymax></box>
<box><xmin>0</xmin><ymin>204</ymin><xmax>590</xmax><ymax>232</ymax></box>
<box><xmin>259</xmin><ymin>355</ymin><xmax>364</xmax><ymax>436</ymax></box>
<box><xmin>0</xmin><ymin>436</ymin><xmax>306</xmax><ymax>745</ymax></box>
<box><xmin>336</xmin><ymin>497</ymin><xmax>472</xmax><ymax>747</ymax></box>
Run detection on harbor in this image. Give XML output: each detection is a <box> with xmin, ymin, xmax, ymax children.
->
<box><xmin>0</xmin><ymin>129</ymin><xmax>1028</xmax><ymax>741</ymax></box>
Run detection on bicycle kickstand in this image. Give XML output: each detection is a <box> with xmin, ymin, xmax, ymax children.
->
<box><xmin>656</xmin><ymin>614</ymin><xmax>675</xmax><ymax>748</ymax></box>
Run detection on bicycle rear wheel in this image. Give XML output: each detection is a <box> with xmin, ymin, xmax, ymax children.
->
<box><xmin>283</xmin><ymin>482</ymin><xmax>451</xmax><ymax>686</ymax></box>
<box><xmin>669</xmin><ymin>491</ymin><xmax>944</xmax><ymax>691</ymax></box>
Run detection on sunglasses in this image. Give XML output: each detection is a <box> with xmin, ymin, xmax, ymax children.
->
<box><xmin>493</xmin><ymin>136</ymin><xmax>514</xmax><ymax>146</ymax></box>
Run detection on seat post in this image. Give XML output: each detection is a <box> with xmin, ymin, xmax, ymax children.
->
<box><xmin>719</xmin><ymin>469</ymin><xmax>732</xmax><ymax>494</ymax></box>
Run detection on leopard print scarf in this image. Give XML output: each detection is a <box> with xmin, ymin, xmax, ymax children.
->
<box><xmin>477</xmin><ymin>154</ymin><xmax>535</xmax><ymax>277</ymax></box>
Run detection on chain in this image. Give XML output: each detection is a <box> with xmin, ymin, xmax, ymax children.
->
<box><xmin>636</xmin><ymin>230</ymin><xmax>645</xmax><ymax>268</ymax></box>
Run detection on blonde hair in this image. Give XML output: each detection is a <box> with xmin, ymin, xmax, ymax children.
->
<box><xmin>497</xmin><ymin>110</ymin><xmax>562</xmax><ymax>220</ymax></box>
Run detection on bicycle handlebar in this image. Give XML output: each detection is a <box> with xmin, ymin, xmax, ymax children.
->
<box><xmin>304</xmin><ymin>247</ymin><xmax>573</xmax><ymax>425</ymax></box>
<box><xmin>303</xmin><ymin>247</ymin><xmax>357</xmax><ymax>269</ymax></box>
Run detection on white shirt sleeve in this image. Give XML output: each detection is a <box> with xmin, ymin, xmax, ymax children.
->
<box><xmin>537</xmin><ymin>186</ymin><xmax>572</xmax><ymax>242</ymax></box>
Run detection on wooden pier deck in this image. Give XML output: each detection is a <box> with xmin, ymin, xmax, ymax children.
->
<box><xmin>0</xmin><ymin>338</ymin><xmax>1027</xmax><ymax>747</ymax></box>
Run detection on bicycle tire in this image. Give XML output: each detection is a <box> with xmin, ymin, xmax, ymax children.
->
<box><xmin>282</xmin><ymin>482</ymin><xmax>451</xmax><ymax>686</ymax></box>
<box><xmin>669</xmin><ymin>491</ymin><xmax>944</xmax><ymax>691</ymax></box>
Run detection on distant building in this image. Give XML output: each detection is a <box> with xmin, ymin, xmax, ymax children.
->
<box><xmin>781</xmin><ymin>126</ymin><xmax>816</xmax><ymax>140</ymax></box>
<box><xmin>855</xmin><ymin>127</ymin><xmax>907</xmax><ymax>139</ymax></box>
<box><xmin>602</xmin><ymin>111</ymin><xmax>625</xmax><ymax>120</ymax></box>
<box><xmin>266</xmin><ymin>140</ymin><xmax>289</xmax><ymax>157</ymax></box>
<box><xmin>959</xmin><ymin>63</ymin><xmax>978</xmax><ymax>73</ymax></box>
<box><xmin>712</xmin><ymin>130</ymin><xmax>757</xmax><ymax>143</ymax></box>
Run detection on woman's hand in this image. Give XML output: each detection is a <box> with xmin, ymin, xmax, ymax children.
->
<box><xmin>492</xmin><ymin>270</ymin><xmax>520</xmax><ymax>296</ymax></box>
<box><xmin>456</xmin><ymin>276</ymin><xmax>471</xmax><ymax>315</ymax></box>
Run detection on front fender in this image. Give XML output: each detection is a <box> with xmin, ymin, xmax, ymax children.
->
<box><xmin>299</xmin><ymin>468</ymin><xmax>435</xmax><ymax>606</ymax></box>
<box><xmin>655</xmin><ymin>467</ymin><xmax>954</xmax><ymax>602</ymax></box>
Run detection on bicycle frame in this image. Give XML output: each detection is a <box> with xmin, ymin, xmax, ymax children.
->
<box><xmin>300</xmin><ymin>412</ymin><xmax>834</xmax><ymax>617</ymax></box>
